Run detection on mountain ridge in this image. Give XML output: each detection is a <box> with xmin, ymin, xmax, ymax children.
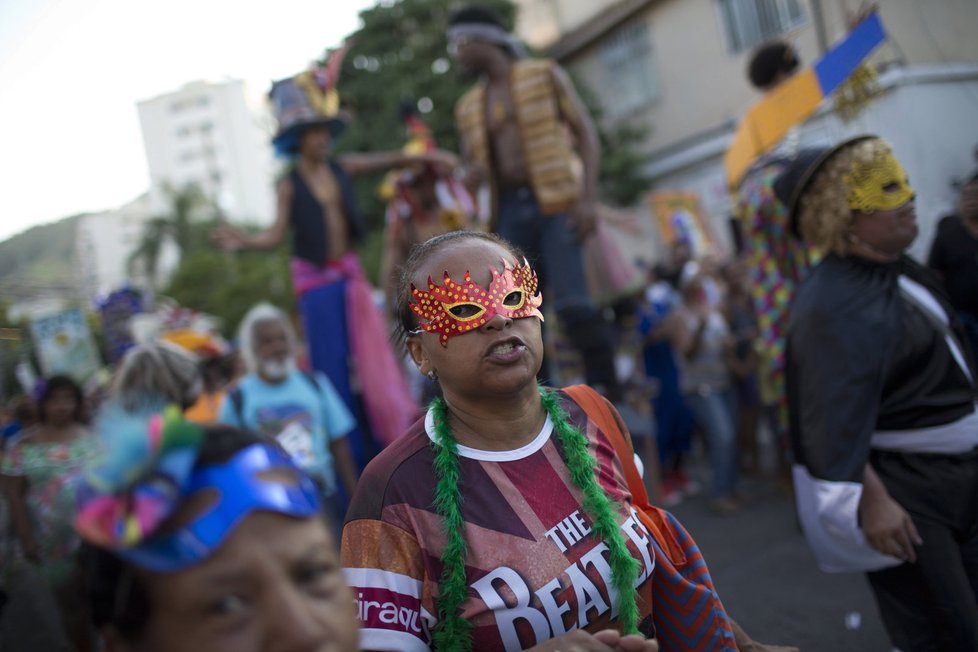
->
<box><xmin>0</xmin><ymin>214</ymin><xmax>86</xmax><ymax>304</ymax></box>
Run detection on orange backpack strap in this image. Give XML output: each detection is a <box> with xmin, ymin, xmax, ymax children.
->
<box><xmin>562</xmin><ymin>385</ymin><xmax>686</xmax><ymax>566</ymax></box>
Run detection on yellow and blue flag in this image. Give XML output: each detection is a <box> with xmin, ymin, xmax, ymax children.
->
<box><xmin>725</xmin><ymin>12</ymin><xmax>887</xmax><ymax>188</ymax></box>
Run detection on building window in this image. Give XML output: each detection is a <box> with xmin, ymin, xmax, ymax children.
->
<box><xmin>169</xmin><ymin>96</ymin><xmax>209</xmax><ymax>113</ymax></box>
<box><xmin>717</xmin><ymin>0</ymin><xmax>805</xmax><ymax>53</ymax></box>
<box><xmin>598</xmin><ymin>21</ymin><xmax>659</xmax><ymax>119</ymax></box>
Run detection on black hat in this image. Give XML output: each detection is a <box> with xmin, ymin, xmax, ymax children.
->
<box><xmin>269</xmin><ymin>76</ymin><xmax>347</xmax><ymax>156</ymax></box>
<box><xmin>773</xmin><ymin>135</ymin><xmax>875</xmax><ymax>237</ymax></box>
<box><xmin>268</xmin><ymin>44</ymin><xmax>351</xmax><ymax>156</ymax></box>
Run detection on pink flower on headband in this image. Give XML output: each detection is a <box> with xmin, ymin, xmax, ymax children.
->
<box><xmin>75</xmin><ymin>404</ymin><xmax>203</xmax><ymax>549</ymax></box>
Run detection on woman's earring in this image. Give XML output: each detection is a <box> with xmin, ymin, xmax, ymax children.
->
<box><xmin>427</xmin><ymin>370</ymin><xmax>438</xmax><ymax>381</ymax></box>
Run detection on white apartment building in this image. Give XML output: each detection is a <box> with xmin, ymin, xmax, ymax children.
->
<box><xmin>137</xmin><ymin>79</ymin><xmax>276</xmax><ymax>226</ymax></box>
<box><xmin>75</xmin><ymin>194</ymin><xmax>179</xmax><ymax>304</ymax></box>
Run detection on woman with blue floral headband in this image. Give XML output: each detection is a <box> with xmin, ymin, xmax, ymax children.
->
<box><xmin>341</xmin><ymin>231</ymin><xmax>794</xmax><ymax>652</ymax></box>
<box><xmin>74</xmin><ymin>402</ymin><xmax>360</xmax><ymax>652</ymax></box>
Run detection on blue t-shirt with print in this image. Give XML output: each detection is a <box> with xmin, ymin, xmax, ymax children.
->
<box><xmin>218</xmin><ymin>370</ymin><xmax>354</xmax><ymax>494</ymax></box>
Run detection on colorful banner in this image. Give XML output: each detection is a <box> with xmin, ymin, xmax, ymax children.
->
<box><xmin>650</xmin><ymin>190</ymin><xmax>715</xmax><ymax>256</ymax></box>
<box><xmin>98</xmin><ymin>288</ymin><xmax>144</xmax><ymax>364</ymax></box>
<box><xmin>725</xmin><ymin>12</ymin><xmax>887</xmax><ymax>187</ymax></box>
<box><xmin>30</xmin><ymin>308</ymin><xmax>102</xmax><ymax>382</ymax></box>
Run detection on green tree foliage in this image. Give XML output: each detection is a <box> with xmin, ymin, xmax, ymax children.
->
<box><xmin>574</xmin><ymin>79</ymin><xmax>653</xmax><ymax>207</ymax></box>
<box><xmin>0</xmin><ymin>215</ymin><xmax>80</xmax><ymax>281</ymax></box>
<box><xmin>162</xmin><ymin>221</ymin><xmax>293</xmax><ymax>336</ymax></box>
<box><xmin>129</xmin><ymin>183</ymin><xmax>213</xmax><ymax>289</ymax></box>
<box><xmin>597</xmin><ymin>120</ymin><xmax>653</xmax><ymax>207</ymax></box>
<box><xmin>0</xmin><ymin>215</ymin><xmax>83</xmax><ymax>303</ymax></box>
<box><xmin>131</xmin><ymin>185</ymin><xmax>292</xmax><ymax>335</ymax></box>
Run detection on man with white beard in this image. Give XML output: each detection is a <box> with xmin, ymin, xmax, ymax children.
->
<box><xmin>219</xmin><ymin>302</ymin><xmax>359</xmax><ymax>537</ymax></box>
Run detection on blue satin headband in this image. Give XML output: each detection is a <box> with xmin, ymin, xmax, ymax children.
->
<box><xmin>119</xmin><ymin>443</ymin><xmax>322</xmax><ymax>572</ymax></box>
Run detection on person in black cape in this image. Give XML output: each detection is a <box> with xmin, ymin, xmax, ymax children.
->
<box><xmin>776</xmin><ymin>135</ymin><xmax>978</xmax><ymax>652</ymax></box>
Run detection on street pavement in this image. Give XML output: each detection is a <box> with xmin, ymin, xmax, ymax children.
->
<box><xmin>668</xmin><ymin>470</ymin><xmax>895</xmax><ymax>652</ymax></box>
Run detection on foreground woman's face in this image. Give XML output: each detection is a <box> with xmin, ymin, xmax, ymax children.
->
<box><xmin>408</xmin><ymin>239</ymin><xmax>545</xmax><ymax>398</ymax></box>
<box><xmin>136</xmin><ymin>512</ymin><xmax>358</xmax><ymax>652</ymax></box>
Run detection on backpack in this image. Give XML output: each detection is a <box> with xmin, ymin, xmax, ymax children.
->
<box><xmin>562</xmin><ymin>384</ymin><xmax>738</xmax><ymax>651</ymax></box>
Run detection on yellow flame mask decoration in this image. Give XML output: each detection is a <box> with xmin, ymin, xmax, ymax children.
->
<box><xmin>845</xmin><ymin>149</ymin><xmax>915</xmax><ymax>213</ymax></box>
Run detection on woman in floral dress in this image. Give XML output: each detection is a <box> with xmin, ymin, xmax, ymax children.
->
<box><xmin>1</xmin><ymin>374</ymin><xmax>96</xmax><ymax>649</ymax></box>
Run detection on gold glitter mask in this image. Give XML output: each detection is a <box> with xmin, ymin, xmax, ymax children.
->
<box><xmin>845</xmin><ymin>149</ymin><xmax>915</xmax><ymax>213</ymax></box>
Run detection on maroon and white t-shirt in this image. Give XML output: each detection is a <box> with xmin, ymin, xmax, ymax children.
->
<box><xmin>341</xmin><ymin>392</ymin><xmax>659</xmax><ymax>651</ymax></box>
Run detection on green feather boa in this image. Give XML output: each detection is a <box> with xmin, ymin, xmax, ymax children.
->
<box><xmin>430</xmin><ymin>386</ymin><xmax>640</xmax><ymax>651</ymax></box>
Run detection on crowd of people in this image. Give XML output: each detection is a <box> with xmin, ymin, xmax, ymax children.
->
<box><xmin>635</xmin><ymin>246</ymin><xmax>767</xmax><ymax>516</ymax></box>
<box><xmin>1</xmin><ymin>4</ymin><xmax>976</xmax><ymax>651</ymax></box>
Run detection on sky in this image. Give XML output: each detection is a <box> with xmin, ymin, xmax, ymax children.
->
<box><xmin>0</xmin><ymin>0</ymin><xmax>378</xmax><ymax>242</ymax></box>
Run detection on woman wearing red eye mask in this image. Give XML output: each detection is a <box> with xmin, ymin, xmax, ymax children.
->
<box><xmin>340</xmin><ymin>231</ymin><xmax>796</xmax><ymax>652</ymax></box>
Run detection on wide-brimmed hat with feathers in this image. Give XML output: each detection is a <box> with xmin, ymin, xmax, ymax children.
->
<box><xmin>270</xmin><ymin>44</ymin><xmax>350</xmax><ymax>156</ymax></box>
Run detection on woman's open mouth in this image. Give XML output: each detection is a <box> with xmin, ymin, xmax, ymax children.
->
<box><xmin>485</xmin><ymin>338</ymin><xmax>526</xmax><ymax>363</ymax></box>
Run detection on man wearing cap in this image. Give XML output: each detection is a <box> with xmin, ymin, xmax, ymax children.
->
<box><xmin>212</xmin><ymin>55</ymin><xmax>454</xmax><ymax>471</ymax></box>
<box><xmin>447</xmin><ymin>4</ymin><xmax>622</xmax><ymax>402</ymax></box>
<box><xmin>777</xmin><ymin>135</ymin><xmax>978</xmax><ymax>651</ymax></box>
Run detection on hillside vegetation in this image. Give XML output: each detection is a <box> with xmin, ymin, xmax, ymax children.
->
<box><xmin>0</xmin><ymin>215</ymin><xmax>84</xmax><ymax>303</ymax></box>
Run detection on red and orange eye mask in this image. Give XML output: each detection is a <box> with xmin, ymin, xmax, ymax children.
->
<box><xmin>410</xmin><ymin>259</ymin><xmax>544</xmax><ymax>346</ymax></box>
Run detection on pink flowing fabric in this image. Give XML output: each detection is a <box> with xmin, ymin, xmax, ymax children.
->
<box><xmin>582</xmin><ymin>218</ymin><xmax>644</xmax><ymax>306</ymax></box>
<box><xmin>291</xmin><ymin>255</ymin><xmax>419</xmax><ymax>447</ymax></box>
